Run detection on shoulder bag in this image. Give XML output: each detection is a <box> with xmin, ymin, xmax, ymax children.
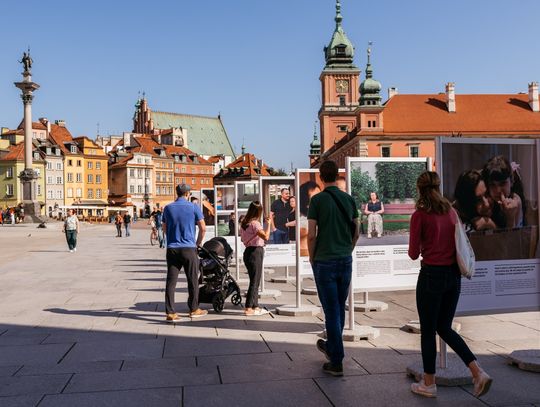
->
<box><xmin>323</xmin><ymin>189</ymin><xmax>357</xmax><ymax>240</ymax></box>
<box><xmin>453</xmin><ymin>209</ymin><xmax>475</xmax><ymax>279</ymax></box>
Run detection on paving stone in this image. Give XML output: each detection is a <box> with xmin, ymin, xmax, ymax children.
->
<box><xmin>0</xmin><ymin>365</ymin><xmax>21</xmax><ymax>377</ymax></box>
<box><xmin>315</xmin><ymin>373</ymin><xmax>485</xmax><ymax>406</ymax></box>
<box><xmin>163</xmin><ymin>335</ymin><xmax>269</xmax><ymax>357</ymax></box>
<box><xmin>184</xmin><ymin>378</ymin><xmax>331</xmax><ymax>407</ymax></box>
<box><xmin>0</xmin><ymin>394</ymin><xmax>43</xmax><ymax>407</ymax></box>
<box><xmin>62</xmin><ymin>338</ymin><xmax>164</xmax><ymax>363</ymax></box>
<box><xmin>0</xmin><ymin>334</ymin><xmax>49</xmax><ymax>347</ymax></box>
<box><xmin>17</xmin><ymin>360</ymin><xmax>122</xmax><ymax>376</ymax></box>
<box><xmin>460</xmin><ymin>321</ymin><xmax>539</xmax><ymax>342</ymax></box>
<box><xmin>39</xmin><ymin>387</ymin><xmax>183</xmax><ymax>407</ymax></box>
<box><xmin>0</xmin><ymin>374</ymin><xmax>71</xmax><ymax>397</ymax></box>
<box><xmin>42</xmin><ymin>330</ymin><xmax>155</xmax><ymax>344</ymax></box>
<box><xmin>64</xmin><ymin>367</ymin><xmax>219</xmax><ymax>393</ymax></box>
<box><xmin>0</xmin><ymin>343</ymin><xmax>73</xmax><ymax>366</ymax></box>
<box><xmin>198</xmin><ymin>351</ymin><xmax>290</xmax><ymax>368</ymax></box>
<box><xmin>122</xmin><ymin>356</ymin><xmax>196</xmax><ymax>370</ymax></box>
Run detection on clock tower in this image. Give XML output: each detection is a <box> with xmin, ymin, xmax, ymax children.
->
<box><xmin>318</xmin><ymin>0</ymin><xmax>360</xmax><ymax>154</ymax></box>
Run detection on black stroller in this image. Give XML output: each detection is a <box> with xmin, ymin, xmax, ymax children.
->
<box><xmin>198</xmin><ymin>237</ymin><xmax>242</xmax><ymax>313</ymax></box>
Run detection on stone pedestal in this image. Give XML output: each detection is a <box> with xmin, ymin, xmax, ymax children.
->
<box><xmin>318</xmin><ymin>326</ymin><xmax>380</xmax><ymax>341</ymax></box>
<box><xmin>407</xmin><ymin>355</ymin><xmax>472</xmax><ymax>386</ymax></box>
<box><xmin>402</xmin><ymin>320</ymin><xmax>461</xmax><ymax>334</ymax></box>
<box><xmin>19</xmin><ymin>168</ymin><xmax>45</xmax><ymax>224</ymax></box>
<box><xmin>275</xmin><ymin>304</ymin><xmax>320</xmax><ymax>317</ymax></box>
<box><xmin>508</xmin><ymin>349</ymin><xmax>540</xmax><ymax>372</ymax></box>
<box><xmin>346</xmin><ymin>300</ymin><xmax>388</xmax><ymax>312</ymax></box>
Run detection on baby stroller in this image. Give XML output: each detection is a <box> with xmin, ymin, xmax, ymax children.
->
<box><xmin>198</xmin><ymin>237</ymin><xmax>242</xmax><ymax>313</ymax></box>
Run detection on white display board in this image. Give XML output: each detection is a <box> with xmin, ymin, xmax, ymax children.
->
<box><xmin>264</xmin><ymin>243</ymin><xmax>296</xmax><ymax>267</ymax></box>
<box><xmin>352</xmin><ymin>245</ymin><xmax>420</xmax><ymax>291</ymax></box>
<box><xmin>346</xmin><ymin>157</ymin><xmax>430</xmax><ymax>291</ymax></box>
<box><xmin>438</xmin><ymin>137</ymin><xmax>540</xmax><ymax>316</ymax></box>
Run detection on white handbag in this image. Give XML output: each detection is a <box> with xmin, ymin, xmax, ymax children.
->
<box><xmin>453</xmin><ymin>209</ymin><xmax>475</xmax><ymax>279</ymax></box>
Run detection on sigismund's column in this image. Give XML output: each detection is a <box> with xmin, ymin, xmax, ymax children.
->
<box><xmin>14</xmin><ymin>50</ymin><xmax>43</xmax><ymax>223</ymax></box>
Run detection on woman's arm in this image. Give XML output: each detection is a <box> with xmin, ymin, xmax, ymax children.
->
<box><xmin>285</xmin><ymin>220</ymin><xmax>296</xmax><ymax>227</ymax></box>
<box><xmin>364</xmin><ymin>204</ymin><xmax>371</xmax><ymax>215</ymax></box>
<box><xmin>256</xmin><ymin>218</ymin><xmax>273</xmax><ymax>241</ymax></box>
<box><xmin>408</xmin><ymin>211</ymin><xmax>421</xmax><ymax>260</ymax></box>
<box><xmin>378</xmin><ymin>202</ymin><xmax>385</xmax><ymax>215</ymax></box>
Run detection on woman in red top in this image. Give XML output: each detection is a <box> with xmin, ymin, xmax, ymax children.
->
<box><xmin>408</xmin><ymin>171</ymin><xmax>491</xmax><ymax>398</ymax></box>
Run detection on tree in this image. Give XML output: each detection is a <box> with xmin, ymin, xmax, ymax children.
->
<box><xmin>375</xmin><ymin>162</ymin><xmax>424</xmax><ymax>202</ymax></box>
<box><xmin>267</xmin><ymin>167</ymin><xmax>288</xmax><ymax>176</ymax></box>
<box><xmin>350</xmin><ymin>169</ymin><xmax>379</xmax><ymax>208</ymax></box>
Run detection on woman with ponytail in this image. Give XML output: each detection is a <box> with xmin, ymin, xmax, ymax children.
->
<box><xmin>408</xmin><ymin>171</ymin><xmax>492</xmax><ymax>398</ymax></box>
<box><xmin>240</xmin><ymin>201</ymin><xmax>272</xmax><ymax>316</ymax></box>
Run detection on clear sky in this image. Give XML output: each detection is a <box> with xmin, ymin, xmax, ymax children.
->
<box><xmin>1</xmin><ymin>0</ymin><xmax>539</xmax><ymax>170</ymax></box>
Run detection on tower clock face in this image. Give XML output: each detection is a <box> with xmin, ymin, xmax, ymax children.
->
<box><xmin>336</xmin><ymin>79</ymin><xmax>349</xmax><ymax>93</ymax></box>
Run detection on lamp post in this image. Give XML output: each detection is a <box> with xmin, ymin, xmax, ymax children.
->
<box><xmin>14</xmin><ymin>50</ymin><xmax>43</xmax><ymax>223</ymax></box>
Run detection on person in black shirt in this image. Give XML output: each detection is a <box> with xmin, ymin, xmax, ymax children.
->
<box><xmin>285</xmin><ymin>196</ymin><xmax>297</xmax><ymax>242</ymax></box>
<box><xmin>270</xmin><ymin>188</ymin><xmax>291</xmax><ymax>244</ymax></box>
<box><xmin>228</xmin><ymin>212</ymin><xmax>236</xmax><ymax>236</ymax></box>
<box><xmin>364</xmin><ymin>192</ymin><xmax>384</xmax><ymax>238</ymax></box>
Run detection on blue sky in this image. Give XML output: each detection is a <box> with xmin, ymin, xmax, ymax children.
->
<box><xmin>1</xmin><ymin>0</ymin><xmax>539</xmax><ymax>170</ymax></box>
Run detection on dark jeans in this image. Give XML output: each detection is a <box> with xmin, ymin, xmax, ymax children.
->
<box><xmin>416</xmin><ymin>264</ymin><xmax>476</xmax><ymax>374</ymax></box>
<box><xmin>243</xmin><ymin>246</ymin><xmax>264</xmax><ymax>308</ymax></box>
<box><xmin>273</xmin><ymin>229</ymin><xmax>289</xmax><ymax>244</ymax></box>
<box><xmin>65</xmin><ymin>230</ymin><xmax>77</xmax><ymax>250</ymax></box>
<box><xmin>313</xmin><ymin>256</ymin><xmax>352</xmax><ymax>365</ymax></box>
<box><xmin>116</xmin><ymin>224</ymin><xmax>122</xmax><ymax>237</ymax></box>
<box><xmin>124</xmin><ymin>223</ymin><xmax>131</xmax><ymax>236</ymax></box>
<box><xmin>166</xmin><ymin>247</ymin><xmax>200</xmax><ymax>314</ymax></box>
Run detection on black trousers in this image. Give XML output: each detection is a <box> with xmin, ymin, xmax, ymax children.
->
<box><xmin>416</xmin><ymin>264</ymin><xmax>476</xmax><ymax>374</ymax></box>
<box><xmin>166</xmin><ymin>248</ymin><xmax>200</xmax><ymax>314</ymax></box>
<box><xmin>243</xmin><ymin>246</ymin><xmax>264</xmax><ymax>308</ymax></box>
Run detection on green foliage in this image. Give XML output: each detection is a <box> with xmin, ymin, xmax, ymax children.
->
<box><xmin>267</xmin><ymin>167</ymin><xmax>288</xmax><ymax>176</ymax></box>
<box><xmin>375</xmin><ymin>162</ymin><xmax>424</xmax><ymax>202</ymax></box>
<box><xmin>350</xmin><ymin>169</ymin><xmax>379</xmax><ymax>208</ymax></box>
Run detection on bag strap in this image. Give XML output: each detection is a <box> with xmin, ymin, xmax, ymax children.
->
<box><xmin>323</xmin><ymin>188</ymin><xmax>353</xmax><ymax>227</ymax></box>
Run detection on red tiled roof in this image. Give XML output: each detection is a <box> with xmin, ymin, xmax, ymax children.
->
<box><xmin>382</xmin><ymin>94</ymin><xmax>540</xmax><ymax>135</ymax></box>
<box><xmin>48</xmin><ymin>124</ymin><xmax>77</xmax><ymax>154</ymax></box>
<box><xmin>225</xmin><ymin>153</ymin><xmax>270</xmax><ymax>176</ymax></box>
<box><xmin>0</xmin><ymin>142</ymin><xmax>24</xmax><ymax>161</ymax></box>
<box><xmin>17</xmin><ymin>121</ymin><xmax>47</xmax><ymax>131</ymax></box>
<box><xmin>164</xmin><ymin>145</ymin><xmax>211</xmax><ymax>165</ymax></box>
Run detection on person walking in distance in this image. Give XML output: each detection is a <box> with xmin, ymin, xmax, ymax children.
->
<box><xmin>63</xmin><ymin>209</ymin><xmax>79</xmax><ymax>252</ymax></box>
<box><xmin>270</xmin><ymin>188</ymin><xmax>291</xmax><ymax>244</ymax></box>
<box><xmin>408</xmin><ymin>171</ymin><xmax>492</xmax><ymax>398</ymax></box>
<box><xmin>123</xmin><ymin>211</ymin><xmax>132</xmax><ymax>237</ymax></box>
<box><xmin>308</xmin><ymin>160</ymin><xmax>359</xmax><ymax>376</ymax></box>
<box><xmin>163</xmin><ymin>184</ymin><xmax>207</xmax><ymax>322</ymax></box>
<box><xmin>240</xmin><ymin>201</ymin><xmax>272</xmax><ymax>316</ymax></box>
<box><xmin>114</xmin><ymin>212</ymin><xmax>123</xmax><ymax>237</ymax></box>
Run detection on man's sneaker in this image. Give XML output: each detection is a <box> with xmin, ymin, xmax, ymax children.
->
<box><xmin>69</xmin><ymin>249</ymin><xmax>73</xmax><ymax>253</ymax></box>
<box><xmin>189</xmin><ymin>309</ymin><xmax>208</xmax><ymax>318</ymax></box>
<box><xmin>411</xmin><ymin>380</ymin><xmax>437</xmax><ymax>398</ymax></box>
<box><xmin>73</xmin><ymin>248</ymin><xmax>77</xmax><ymax>252</ymax></box>
<box><xmin>473</xmin><ymin>371</ymin><xmax>492</xmax><ymax>397</ymax></box>
<box><xmin>322</xmin><ymin>362</ymin><xmax>343</xmax><ymax>377</ymax></box>
<box><xmin>316</xmin><ymin>339</ymin><xmax>330</xmax><ymax>361</ymax></box>
<box><xmin>166</xmin><ymin>313</ymin><xmax>181</xmax><ymax>323</ymax></box>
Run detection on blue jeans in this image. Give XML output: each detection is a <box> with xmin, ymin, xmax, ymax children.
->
<box><xmin>124</xmin><ymin>223</ymin><xmax>131</xmax><ymax>236</ymax></box>
<box><xmin>273</xmin><ymin>229</ymin><xmax>289</xmax><ymax>244</ymax></box>
<box><xmin>313</xmin><ymin>256</ymin><xmax>352</xmax><ymax>365</ymax></box>
<box><xmin>157</xmin><ymin>227</ymin><xmax>165</xmax><ymax>248</ymax></box>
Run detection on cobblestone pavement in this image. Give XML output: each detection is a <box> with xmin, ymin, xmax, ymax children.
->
<box><xmin>0</xmin><ymin>222</ymin><xmax>538</xmax><ymax>406</ymax></box>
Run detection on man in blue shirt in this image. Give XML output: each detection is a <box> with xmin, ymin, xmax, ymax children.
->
<box><xmin>162</xmin><ymin>184</ymin><xmax>207</xmax><ymax>322</ymax></box>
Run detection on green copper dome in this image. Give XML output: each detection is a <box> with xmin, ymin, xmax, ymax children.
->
<box><xmin>359</xmin><ymin>44</ymin><xmax>382</xmax><ymax>106</ymax></box>
<box><xmin>310</xmin><ymin>123</ymin><xmax>321</xmax><ymax>155</ymax></box>
<box><xmin>324</xmin><ymin>0</ymin><xmax>356</xmax><ymax>68</ymax></box>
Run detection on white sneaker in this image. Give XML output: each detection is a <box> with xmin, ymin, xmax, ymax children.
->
<box><xmin>473</xmin><ymin>370</ymin><xmax>492</xmax><ymax>397</ymax></box>
<box><xmin>73</xmin><ymin>248</ymin><xmax>77</xmax><ymax>252</ymax></box>
<box><xmin>411</xmin><ymin>380</ymin><xmax>437</xmax><ymax>398</ymax></box>
<box><xmin>69</xmin><ymin>249</ymin><xmax>73</xmax><ymax>253</ymax></box>
<box><xmin>367</xmin><ymin>233</ymin><xmax>372</xmax><ymax>239</ymax></box>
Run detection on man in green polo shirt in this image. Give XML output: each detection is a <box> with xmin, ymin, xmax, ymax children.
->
<box><xmin>307</xmin><ymin>160</ymin><xmax>359</xmax><ymax>376</ymax></box>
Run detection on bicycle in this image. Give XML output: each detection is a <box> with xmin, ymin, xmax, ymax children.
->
<box><xmin>150</xmin><ymin>228</ymin><xmax>159</xmax><ymax>246</ymax></box>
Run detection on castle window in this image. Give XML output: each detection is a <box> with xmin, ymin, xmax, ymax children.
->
<box><xmin>338</xmin><ymin>125</ymin><xmax>348</xmax><ymax>132</ymax></box>
<box><xmin>409</xmin><ymin>145</ymin><xmax>419</xmax><ymax>158</ymax></box>
<box><xmin>336</xmin><ymin>46</ymin><xmax>346</xmax><ymax>56</ymax></box>
<box><xmin>381</xmin><ymin>146</ymin><xmax>391</xmax><ymax>157</ymax></box>
<box><xmin>339</xmin><ymin>96</ymin><xmax>346</xmax><ymax>106</ymax></box>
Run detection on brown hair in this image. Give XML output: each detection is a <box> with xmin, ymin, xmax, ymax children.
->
<box><xmin>415</xmin><ymin>171</ymin><xmax>452</xmax><ymax>214</ymax></box>
<box><xmin>319</xmin><ymin>160</ymin><xmax>338</xmax><ymax>183</ymax></box>
<box><xmin>241</xmin><ymin>201</ymin><xmax>263</xmax><ymax>230</ymax></box>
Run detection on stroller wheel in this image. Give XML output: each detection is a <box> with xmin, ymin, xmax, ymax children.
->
<box><xmin>231</xmin><ymin>293</ymin><xmax>242</xmax><ymax>306</ymax></box>
<box><xmin>212</xmin><ymin>293</ymin><xmax>225</xmax><ymax>313</ymax></box>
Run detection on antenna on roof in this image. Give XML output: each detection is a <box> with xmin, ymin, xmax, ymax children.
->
<box><xmin>96</xmin><ymin>122</ymin><xmax>100</xmax><ymax>136</ymax></box>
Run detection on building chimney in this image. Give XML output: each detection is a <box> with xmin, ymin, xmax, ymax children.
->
<box><xmin>445</xmin><ymin>83</ymin><xmax>456</xmax><ymax>113</ymax></box>
<box><xmin>39</xmin><ymin>117</ymin><xmax>51</xmax><ymax>134</ymax></box>
<box><xmin>55</xmin><ymin>119</ymin><xmax>66</xmax><ymax>127</ymax></box>
<box><xmin>528</xmin><ymin>82</ymin><xmax>539</xmax><ymax>112</ymax></box>
<box><xmin>387</xmin><ymin>87</ymin><xmax>398</xmax><ymax>100</ymax></box>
